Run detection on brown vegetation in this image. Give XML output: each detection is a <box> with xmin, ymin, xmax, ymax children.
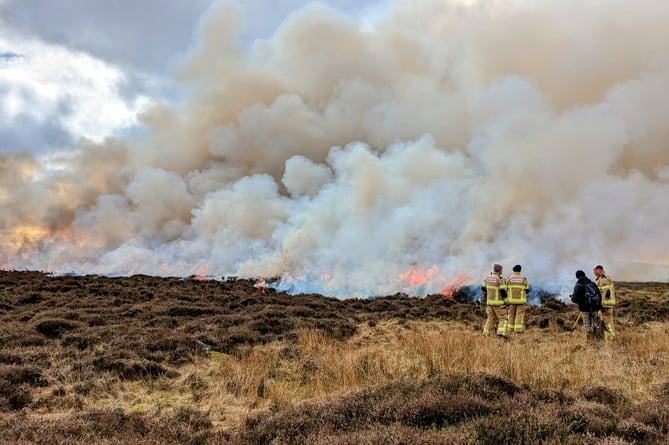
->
<box><xmin>1</xmin><ymin>270</ymin><xmax>669</xmax><ymax>444</ymax></box>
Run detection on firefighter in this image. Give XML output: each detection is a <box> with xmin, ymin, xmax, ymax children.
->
<box><xmin>506</xmin><ymin>264</ymin><xmax>529</xmax><ymax>333</ymax></box>
<box><xmin>593</xmin><ymin>264</ymin><xmax>616</xmax><ymax>340</ymax></box>
<box><xmin>481</xmin><ymin>263</ymin><xmax>508</xmax><ymax>338</ymax></box>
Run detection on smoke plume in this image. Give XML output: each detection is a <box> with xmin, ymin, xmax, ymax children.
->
<box><xmin>3</xmin><ymin>0</ymin><xmax>669</xmax><ymax>297</ymax></box>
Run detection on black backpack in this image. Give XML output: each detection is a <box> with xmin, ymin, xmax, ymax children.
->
<box><xmin>584</xmin><ymin>281</ymin><xmax>602</xmax><ymax>312</ymax></box>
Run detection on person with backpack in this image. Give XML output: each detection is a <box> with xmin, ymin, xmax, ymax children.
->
<box><xmin>594</xmin><ymin>264</ymin><xmax>616</xmax><ymax>340</ymax></box>
<box><xmin>481</xmin><ymin>263</ymin><xmax>509</xmax><ymax>338</ymax></box>
<box><xmin>506</xmin><ymin>264</ymin><xmax>530</xmax><ymax>334</ymax></box>
<box><xmin>570</xmin><ymin>270</ymin><xmax>603</xmax><ymax>340</ymax></box>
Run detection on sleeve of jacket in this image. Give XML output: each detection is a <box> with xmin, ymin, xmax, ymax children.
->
<box><xmin>571</xmin><ymin>283</ymin><xmax>583</xmax><ymax>304</ymax></box>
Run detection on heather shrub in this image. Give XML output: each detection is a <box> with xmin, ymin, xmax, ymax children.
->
<box><xmin>531</xmin><ymin>387</ymin><xmax>573</xmax><ymax>404</ymax></box>
<box><xmin>615</xmin><ymin>419</ymin><xmax>661</xmax><ymax>444</ymax></box>
<box><xmin>656</xmin><ymin>380</ymin><xmax>669</xmax><ymax>400</ymax></box>
<box><xmin>631</xmin><ymin>400</ymin><xmax>669</xmax><ymax>434</ymax></box>
<box><xmin>91</xmin><ymin>356</ymin><xmax>175</xmax><ymax>380</ymax></box>
<box><xmin>0</xmin><ymin>351</ymin><xmax>23</xmax><ymax>365</ymax></box>
<box><xmin>305</xmin><ymin>425</ymin><xmax>471</xmax><ymax>445</ymax></box>
<box><xmin>458</xmin><ymin>373</ymin><xmax>522</xmax><ymax>400</ymax></box>
<box><xmin>0</xmin><ymin>408</ymin><xmax>223</xmax><ymax>444</ymax></box>
<box><xmin>219</xmin><ymin>327</ymin><xmax>263</xmax><ymax>354</ymax></box>
<box><xmin>310</xmin><ymin>318</ymin><xmax>357</xmax><ymax>340</ymax></box>
<box><xmin>0</xmin><ymin>363</ymin><xmax>45</xmax><ymax>411</ymax></box>
<box><xmin>61</xmin><ymin>332</ymin><xmax>101</xmax><ymax>350</ymax></box>
<box><xmin>80</xmin><ymin>408</ymin><xmax>151</xmax><ymax>437</ymax></box>
<box><xmin>144</xmin><ymin>335</ymin><xmax>210</xmax><ymax>365</ymax></box>
<box><xmin>166</xmin><ymin>304</ymin><xmax>217</xmax><ymax>317</ymax></box>
<box><xmin>399</xmin><ymin>392</ymin><xmax>494</xmax><ymax>428</ymax></box>
<box><xmin>0</xmin><ymin>364</ymin><xmax>47</xmax><ymax>386</ymax></box>
<box><xmin>0</xmin><ymin>323</ymin><xmax>47</xmax><ymax>347</ymax></box>
<box><xmin>16</xmin><ymin>334</ymin><xmax>47</xmax><ymax>347</ymax></box>
<box><xmin>0</xmin><ymin>382</ymin><xmax>32</xmax><ymax>411</ymax></box>
<box><xmin>582</xmin><ymin>386</ymin><xmax>629</xmax><ymax>412</ymax></box>
<box><xmin>241</xmin><ymin>375</ymin><xmax>512</xmax><ymax>445</ymax></box>
<box><xmin>560</xmin><ymin>401</ymin><xmax>618</xmax><ymax>437</ymax></box>
<box><xmin>473</xmin><ymin>413</ymin><xmax>563</xmax><ymax>444</ymax></box>
<box><xmin>35</xmin><ymin>318</ymin><xmax>80</xmax><ymax>338</ymax></box>
<box><xmin>17</xmin><ymin>293</ymin><xmax>42</xmax><ymax>305</ymax></box>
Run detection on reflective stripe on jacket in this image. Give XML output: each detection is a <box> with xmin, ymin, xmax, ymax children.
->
<box><xmin>483</xmin><ymin>273</ymin><xmax>507</xmax><ymax>306</ymax></box>
<box><xmin>506</xmin><ymin>272</ymin><xmax>529</xmax><ymax>304</ymax></box>
<box><xmin>596</xmin><ymin>274</ymin><xmax>616</xmax><ymax>306</ymax></box>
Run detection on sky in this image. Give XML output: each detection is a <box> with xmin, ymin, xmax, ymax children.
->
<box><xmin>0</xmin><ymin>0</ymin><xmax>384</xmax><ymax>153</ymax></box>
<box><xmin>2</xmin><ymin>0</ymin><xmax>669</xmax><ymax>298</ymax></box>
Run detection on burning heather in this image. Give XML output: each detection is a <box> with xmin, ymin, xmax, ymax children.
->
<box><xmin>2</xmin><ymin>0</ymin><xmax>669</xmax><ymax>297</ymax></box>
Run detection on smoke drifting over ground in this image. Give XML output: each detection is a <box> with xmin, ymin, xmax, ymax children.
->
<box><xmin>2</xmin><ymin>0</ymin><xmax>669</xmax><ymax>297</ymax></box>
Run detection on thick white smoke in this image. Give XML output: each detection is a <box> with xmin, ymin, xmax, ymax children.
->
<box><xmin>2</xmin><ymin>0</ymin><xmax>669</xmax><ymax>297</ymax></box>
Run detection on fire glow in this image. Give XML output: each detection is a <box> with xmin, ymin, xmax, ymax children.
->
<box><xmin>440</xmin><ymin>272</ymin><xmax>470</xmax><ymax>298</ymax></box>
<box><xmin>192</xmin><ymin>265</ymin><xmax>208</xmax><ymax>281</ymax></box>
<box><xmin>398</xmin><ymin>266</ymin><xmax>470</xmax><ymax>297</ymax></box>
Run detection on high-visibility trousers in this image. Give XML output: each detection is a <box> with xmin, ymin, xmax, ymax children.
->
<box><xmin>483</xmin><ymin>305</ymin><xmax>508</xmax><ymax>336</ymax></box>
<box><xmin>508</xmin><ymin>304</ymin><xmax>527</xmax><ymax>333</ymax></box>
<box><xmin>600</xmin><ymin>306</ymin><xmax>615</xmax><ymax>339</ymax></box>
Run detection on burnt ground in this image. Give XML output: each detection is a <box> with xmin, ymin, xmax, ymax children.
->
<box><xmin>1</xmin><ymin>270</ymin><xmax>669</xmax><ymax>444</ymax></box>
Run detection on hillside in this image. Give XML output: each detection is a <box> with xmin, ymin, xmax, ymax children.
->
<box><xmin>1</xmin><ymin>271</ymin><xmax>668</xmax><ymax>444</ymax></box>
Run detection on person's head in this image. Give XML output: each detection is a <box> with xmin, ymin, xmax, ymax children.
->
<box><xmin>493</xmin><ymin>263</ymin><xmax>503</xmax><ymax>274</ymax></box>
<box><xmin>593</xmin><ymin>264</ymin><xmax>604</xmax><ymax>277</ymax></box>
<box><xmin>575</xmin><ymin>270</ymin><xmax>586</xmax><ymax>279</ymax></box>
<box><xmin>512</xmin><ymin>264</ymin><xmax>522</xmax><ymax>273</ymax></box>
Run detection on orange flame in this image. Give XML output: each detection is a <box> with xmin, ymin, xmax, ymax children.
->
<box><xmin>255</xmin><ymin>277</ymin><xmax>267</xmax><ymax>294</ymax></box>
<box><xmin>192</xmin><ymin>265</ymin><xmax>207</xmax><ymax>281</ymax></box>
<box><xmin>440</xmin><ymin>272</ymin><xmax>470</xmax><ymax>298</ymax></box>
<box><xmin>397</xmin><ymin>266</ymin><xmax>470</xmax><ymax>297</ymax></box>
<box><xmin>397</xmin><ymin>265</ymin><xmax>439</xmax><ymax>292</ymax></box>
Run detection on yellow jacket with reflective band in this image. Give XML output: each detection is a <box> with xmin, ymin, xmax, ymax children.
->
<box><xmin>483</xmin><ymin>273</ymin><xmax>507</xmax><ymax>306</ymax></box>
<box><xmin>506</xmin><ymin>272</ymin><xmax>529</xmax><ymax>304</ymax></box>
<box><xmin>596</xmin><ymin>274</ymin><xmax>616</xmax><ymax>306</ymax></box>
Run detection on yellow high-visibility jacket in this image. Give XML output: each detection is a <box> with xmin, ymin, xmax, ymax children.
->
<box><xmin>506</xmin><ymin>272</ymin><xmax>529</xmax><ymax>304</ymax></box>
<box><xmin>596</xmin><ymin>274</ymin><xmax>616</xmax><ymax>306</ymax></box>
<box><xmin>482</xmin><ymin>273</ymin><xmax>507</xmax><ymax>306</ymax></box>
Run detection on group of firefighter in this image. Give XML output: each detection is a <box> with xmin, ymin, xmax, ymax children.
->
<box><xmin>481</xmin><ymin>263</ymin><xmax>616</xmax><ymax>340</ymax></box>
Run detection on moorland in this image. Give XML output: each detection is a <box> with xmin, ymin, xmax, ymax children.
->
<box><xmin>1</xmin><ymin>270</ymin><xmax>669</xmax><ymax>444</ymax></box>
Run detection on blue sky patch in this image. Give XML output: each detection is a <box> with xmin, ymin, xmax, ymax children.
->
<box><xmin>1</xmin><ymin>51</ymin><xmax>22</xmax><ymax>62</ymax></box>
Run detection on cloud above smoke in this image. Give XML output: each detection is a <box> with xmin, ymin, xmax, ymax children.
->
<box><xmin>0</xmin><ymin>0</ymin><xmax>213</xmax><ymax>75</ymax></box>
<box><xmin>0</xmin><ymin>35</ymin><xmax>148</xmax><ymax>154</ymax></box>
<box><xmin>2</xmin><ymin>0</ymin><xmax>669</xmax><ymax>297</ymax></box>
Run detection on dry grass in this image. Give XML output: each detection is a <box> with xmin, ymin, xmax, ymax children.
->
<box><xmin>56</xmin><ymin>319</ymin><xmax>668</xmax><ymax>435</ymax></box>
<box><xmin>161</xmin><ymin>319</ymin><xmax>669</xmax><ymax>431</ymax></box>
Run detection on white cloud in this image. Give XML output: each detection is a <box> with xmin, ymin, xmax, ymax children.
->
<box><xmin>0</xmin><ymin>35</ymin><xmax>148</xmax><ymax>152</ymax></box>
<box><xmin>0</xmin><ymin>0</ymin><xmax>215</xmax><ymax>75</ymax></box>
